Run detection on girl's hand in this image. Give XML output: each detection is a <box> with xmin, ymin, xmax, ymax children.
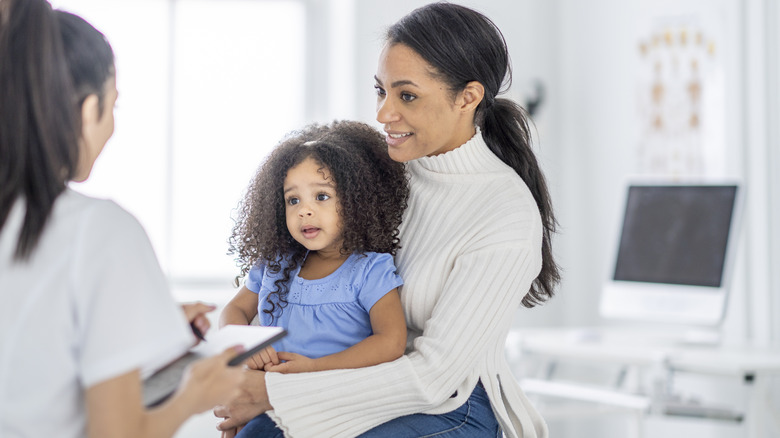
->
<box><xmin>245</xmin><ymin>346</ymin><xmax>279</xmax><ymax>370</ymax></box>
<box><xmin>265</xmin><ymin>352</ymin><xmax>315</xmax><ymax>374</ymax></box>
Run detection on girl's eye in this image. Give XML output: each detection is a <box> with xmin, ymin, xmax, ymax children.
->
<box><xmin>316</xmin><ymin>193</ymin><xmax>330</xmax><ymax>201</ymax></box>
<box><xmin>401</xmin><ymin>92</ymin><xmax>416</xmax><ymax>102</ymax></box>
<box><xmin>374</xmin><ymin>85</ymin><xmax>386</xmax><ymax>96</ymax></box>
<box><xmin>287</xmin><ymin>197</ymin><xmax>299</xmax><ymax>206</ymax></box>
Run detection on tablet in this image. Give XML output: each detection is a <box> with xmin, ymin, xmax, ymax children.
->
<box><xmin>143</xmin><ymin>325</ymin><xmax>287</xmax><ymax>407</ymax></box>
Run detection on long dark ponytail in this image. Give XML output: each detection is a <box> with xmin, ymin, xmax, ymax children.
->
<box><xmin>386</xmin><ymin>2</ymin><xmax>560</xmax><ymax>307</ymax></box>
<box><xmin>0</xmin><ymin>0</ymin><xmax>113</xmax><ymax>261</ymax></box>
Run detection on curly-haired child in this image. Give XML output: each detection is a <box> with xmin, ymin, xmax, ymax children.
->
<box><xmin>219</xmin><ymin>120</ymin><xmax>410</xmax><ymax>437</ymax></box>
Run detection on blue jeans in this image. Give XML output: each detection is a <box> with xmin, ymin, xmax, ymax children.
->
<box><xmin>236</xmin><ymin>382</ymin><xmax>500</xmax><ymax>438</ymax></box>
<box><xmin>358</xmin><ymin>382</ymin><xmax>501</xmax><ymax>438</ymax></box>
<box><xmin>235</xmin><ymin>413</ymin><xmax>283</xmax><ymax>438</ymax></box>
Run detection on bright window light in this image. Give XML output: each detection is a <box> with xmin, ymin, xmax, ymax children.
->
<box><xmin>169</xmin><ymin>1</ymin><xmax>305</xmax><ymax>282</ymax></box>
<box><xmin>54</xmin><ymin>0</ymin><xmax>306</xmax><ymax>287</ymax></box>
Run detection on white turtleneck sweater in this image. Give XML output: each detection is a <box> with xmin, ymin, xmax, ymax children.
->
<box><xmin>266</xmin><ymin>130</ymin><xmax>548</xmax><ymax>438</ymax></box>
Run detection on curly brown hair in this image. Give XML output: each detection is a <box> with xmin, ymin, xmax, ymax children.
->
<box><xmin>229</xmin><ymin>120</ymin><xmax>409</xmax><ymax>320</ymax></box>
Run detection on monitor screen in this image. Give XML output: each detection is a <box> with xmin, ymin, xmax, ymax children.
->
<box><xmin>600</xmin><ymin>183</ymin><xmax>741</xmax><ymax>327</ymax></box>
<box><xmin>613</xmin><ymin>185</ymin><xmax>737</xmax><ymax>288</ymax></box>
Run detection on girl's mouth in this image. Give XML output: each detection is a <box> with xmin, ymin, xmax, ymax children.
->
<box><xmin>301</xmin><ymin>226</ymin><xmax>320</xmax><ymax>239</ymax></box>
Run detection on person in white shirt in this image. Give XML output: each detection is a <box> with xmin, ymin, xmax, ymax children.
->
<box><xmin>0</xmin><ymin>1</ymin><xmax>246</xmax><ymax>437</ymax></box>
<box><xmin>214</xmin><ymin>3</ymin><xmax>561</xmax><ymax>438</ymax></box>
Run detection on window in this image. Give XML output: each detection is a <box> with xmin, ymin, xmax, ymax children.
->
<box><xmin>54</xmin><ymin>0</ymin><xmax>306</xmax><ymax>288</ymax></box>
<box><xmin>168</xmin><ymin>1</ymin><xmax>305</xmax><ymax>282</ymax></box>
<box><xmin>769</xmin><ymin>1</ymin><xmax>780</xmax><ymax>341</ymax></box>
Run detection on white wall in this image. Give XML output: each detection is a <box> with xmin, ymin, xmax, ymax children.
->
<box><xmin>554</xmin><ymin>0</ymin><xmax>780</xmax><ymax>342</ymax></box>
<box><xmin>554</xmin><ymin>0</ymin><xmax>642</xmax><ymax>328</ymax></box>
<box><xmin>541</xmin><ymin>0</ymin><xmax>778</xmax><ymax>436</ymax></box>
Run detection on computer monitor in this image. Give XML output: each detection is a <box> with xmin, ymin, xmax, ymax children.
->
<box><xmin>599</xmin><ymin>183</ymin><xmax>742</xmax><ymax>329</ymax></box>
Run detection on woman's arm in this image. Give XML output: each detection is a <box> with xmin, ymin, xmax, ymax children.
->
<box><xmin>266</xmin><ymin>289</ymin><xmax>407</xmax><ymax>373</ymax></box>
<box><xmin>261</xmin><ymin>247</ymin><xmax>537</xmax><ymax>437</ymax></box>
<box><xmin>219</xmin><ymin>286</ymin><xmax>259</xmax><ymax>327</ymax></box>
<box><xmin>214</xmin><ymin>246</ymin><xmax>538</xmax><ymax>436</ymax></box>
<box><xmin>213</xmin><ymin>369</ymin><xmax>271</xmax><ymax>431</ymax></box>
<box><xmin>213</xmin><ymin>289</ymin><xmax>407</xmax><ymax>430</ymax></box>
<box><xmin>86</xmin><ymin>348</ymin><xmax>245</xmax><ymax>438</ymax></box>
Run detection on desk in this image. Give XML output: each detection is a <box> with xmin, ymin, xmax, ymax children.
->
<box><xmin>507</xmin><ymin>327</ymin><xmax>780</xmax><ymax>438</ymax></box>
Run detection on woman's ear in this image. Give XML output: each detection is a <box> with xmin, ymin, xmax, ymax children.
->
<box><xmin>458</xmin><ymin>81</ymin><xmax>485</xmax><ymax>112</ymax></box>
<box><xmin>74</xmin><ymin>94</ymin><xmax>101</xmax><ymax>182</ymax></box>
<box><xmin>80</xmin><ymin>94</ymin><xmax>100</xmax><ymax>139</ymax></box>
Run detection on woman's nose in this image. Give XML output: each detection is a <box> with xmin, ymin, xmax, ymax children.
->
<box><xmin>376</xmin><ymin>97</ymin><xmax>399</xmax><ymax>124</ymax></box>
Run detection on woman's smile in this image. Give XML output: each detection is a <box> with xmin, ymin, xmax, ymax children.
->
<box><xmin>384</xmin><ymin>131</ymin><xmax>413</xmax><ymax>148</ymax></box>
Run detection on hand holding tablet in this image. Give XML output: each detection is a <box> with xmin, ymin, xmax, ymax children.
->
<box><xmin>143</xmin><ymin>325</ymin><xmax>287</xmax><ymax>407</ymax></box>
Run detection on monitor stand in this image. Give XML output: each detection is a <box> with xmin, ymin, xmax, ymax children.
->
<box><xmin>680</xmin><ymin>327</ymin><xmax>722</xmax><ymax>346</ymax></box>
<box><xmin>592</xmin><ymin>321</ymin><xmax>724</xmax><ymax>347</ymax></box>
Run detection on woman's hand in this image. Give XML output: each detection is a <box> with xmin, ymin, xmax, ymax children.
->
<box><xmin>181</xmin><ymin>301</ymin><xmax>216</xmax><ymax>344</ymax></box>
<box><xmin>220</xmin><ymin>427</ymin><xmax>242</xmax><ymax>438</ymax></box>
<box><xmin>213</xmin><ymin>369</ymin><xmax>272</xmax><ymax>432</ymax></box>
<box><xmin>175</xmin><ymin>346</ymin><xmax>247</xmax><ymax>414</ymax></box>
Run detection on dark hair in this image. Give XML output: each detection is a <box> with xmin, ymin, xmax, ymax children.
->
<box><xmin>0</xmin><ymin>0</ymin><xmax>114</xmax><ymax>260</ymax></box>
<box><xmin>229</xmin><ymin>120</ymin><xmax>409</xmax><ymax>321</ymax></box>
<box><xmin>386</xmin><ymin>2</ymin><xmax>559</xmax><ymax>307</ymax></box>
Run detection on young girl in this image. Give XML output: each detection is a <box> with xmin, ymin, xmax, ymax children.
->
<box><xmin>219</xmin><ymin>120</ymin><xmax>409</xmax><ymax>436</ymax></box>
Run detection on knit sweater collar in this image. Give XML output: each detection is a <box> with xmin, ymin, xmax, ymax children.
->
<box><xmin>410</xmin><ymin>127</ymin><xmax>505</xmax><ymax>175</ymax></box>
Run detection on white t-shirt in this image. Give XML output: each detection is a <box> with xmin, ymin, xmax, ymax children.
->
<box><xmin>0</xmin><ymin>189</ymin><xmax>193</xmax><ymax>438</ymax></box>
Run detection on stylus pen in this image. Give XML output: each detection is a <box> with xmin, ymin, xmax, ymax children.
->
<box><xmin>190</xmin><ymin>322</ymin><xmax>207</xmax><ymax>342</ymax></box>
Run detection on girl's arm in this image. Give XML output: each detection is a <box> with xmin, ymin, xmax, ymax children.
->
<box><xmin>86</xmin><ymin>348</ymin><xmax>245</xmax><ymax>438</ymax></box>
<box><xmin>219</xmin><ymin>286</ymin><xmax>280</xmax><ymax>370</ymax></box>
<box><xmin>266</xmin><ymin>289</ymin><xmax>406</xmax><ymax>373</ymax></box>
<box><xmin>219</xmin><ymin>286</ymin><xmax>259</xmax><ymax>327</ymax></box>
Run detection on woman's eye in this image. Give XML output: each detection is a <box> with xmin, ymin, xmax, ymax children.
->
<box><xmin>316</xmin><ymin>193</ymin><xmax>330</xmax><ymax>201</ymax></box>
<box><xmin>401</xmin><ymin>92</ymin><xmax>416</xmax><ymax>102</ymax></box>
<box><xmin>287</xmin><ymin>197</ymin><xmax>299</xmax><ymax>206</ymax></box>
<box><xmin>374</xmin><ymin>85</ymin><xmax>386</xmax><ymax>96</ymax></box>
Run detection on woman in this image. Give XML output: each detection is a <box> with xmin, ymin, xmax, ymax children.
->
<box><xmin>215</xmin><ymin>3</ymin><xmax>559</xmax><ymax>437</ymax></box>
<box><xmin>0</xmin><ymin>1</ymin><xmax>245</xmax><ymax>436</ymax></box>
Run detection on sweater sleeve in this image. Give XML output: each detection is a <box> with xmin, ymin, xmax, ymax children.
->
<box><xmin>265</xmin><ymin>244</ymin><xmax>540</xmax><ymax>437</ymax></box>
